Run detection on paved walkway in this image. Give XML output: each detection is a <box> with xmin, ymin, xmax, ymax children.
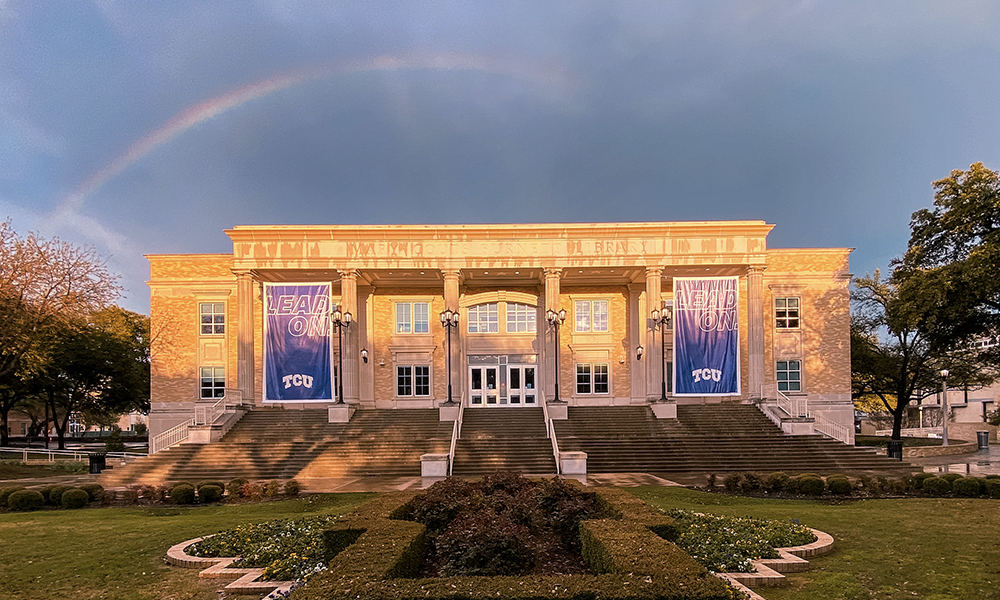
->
<box><xmin>910</xmin><ymin>444</ymin><xmax>1000</xmax><ymax>477</ymax></box>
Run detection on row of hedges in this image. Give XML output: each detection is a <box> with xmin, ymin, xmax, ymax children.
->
<box><xmin>2</xmin><ymin>484</ymin><xmax>105</xmax><ymax>511</ymax></box>
<box><xmin>116</xmin><ymin>479</ymin><xmax>300</xmax><ymax>505</ymax></box>
<box><xmin>293</xmin><ymin>484</ymin><xmax>735</xmax><ymax>600</ymax></box>
<box><xmin>715</xmin><ymin>471</ymin><xmax>1000</xmax><ymax>498</ymax></box>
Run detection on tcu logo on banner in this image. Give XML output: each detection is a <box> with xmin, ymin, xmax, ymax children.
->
<box><xmin>672</xmin><ymin>277</ymin><xmax>741</xmax><ymax>396</ymax></box>
<box><xmin>264</xmin><ymin>283</ymin><xmax>334</xmax><ymax>402</ymax></box>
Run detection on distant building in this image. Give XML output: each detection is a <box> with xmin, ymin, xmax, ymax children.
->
<box><xmin>146</xmin><ymin>221</ymin><xmax>853</xmax><ymax>445</ymax></box>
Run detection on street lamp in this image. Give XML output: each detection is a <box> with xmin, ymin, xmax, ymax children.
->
<box><xmin>941</xmin><ymin>369</ymin><xmax>950</xmax><ymax>446</ymax></box>
<box><xmin>331</xmin><ymin>309</ymin><xmax>352</xmax><ymax>404</ymax></box>
<box><xmin>440</xmin><ymin>309</ymin><xmax>460</xmax><ymax>405</ymax></box>
<box><xmin>546</xmin><ymin>308</ymin><xmax>567</xmax><ymax>403</ymax></box>
<box><xmin>651</xmin><ymin>303</ymin><xmax>673</xmax><ymax>402</ymax></box>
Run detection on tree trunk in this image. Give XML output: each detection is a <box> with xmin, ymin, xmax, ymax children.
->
<box><xmin>0</xmin><ymin>407</ymin><xmax>8</xmax><ymax>447</ymax></box>
<box><xmin>46</xmin><ymin>389</ymin><xmax>67</xmax><ymax>450</ymax></box>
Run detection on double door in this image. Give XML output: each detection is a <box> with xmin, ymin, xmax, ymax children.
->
<box><xmin>469</xmin><ymin>364</ymin><xmax>536</xmax><ymax>407</ymax></box>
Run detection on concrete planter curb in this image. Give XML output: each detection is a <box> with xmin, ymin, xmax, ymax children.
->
<box><xmin>166</xmin><ymin>536</ymin><xmax>297</xmax><ymax>598</ymax></box>
<box><xmin>716</xmin><ymin>527</ymin><xmax>834</xmax><ymax>599</ymax></box>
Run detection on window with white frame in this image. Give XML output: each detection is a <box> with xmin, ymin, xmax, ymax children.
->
<box><xmin>200</xmin><ymin>303</ymin><xmax>225</xmax><ymax>335</ymax></box>
<box><xmin>775</xmin><ymin>297</ymin><xmax>800</xmax><ymax>329</ymax></box>
<box><xmin>200</xmin><ymin>366</ymin><xmax>226</xmax><ymax>398</ymax></box>
<box><xmin>467</xmin><ymin>303</ymin><xmax>499</xmax><ymax>333</ymax></box>
<box><xmin>395</xmin><ymin>302</ymin><xmax>430</xmax><ymax>334</ymax></box>
<box><xmin>506</xmin><ymin>303</ymin><xmax>537</xmax><ymax>333</ymax></box>
<box><xmin>396</xmin><ymin>365</ymin><xmax>430</xmax><ymax>396</ymax></box>
<box><xmin>576</xmin><ymin>363</ymin><xmax>610</xmax><ymax>394</ymax></box>
<box><xmin>575</xmin><ymin>300</ymin><xmax>609</xmax><ymax>332</ymax></box>
<box><xmin>776</xmin><ymin>360</ymin><xmax>801</xmax><ymax>392</ymax></box>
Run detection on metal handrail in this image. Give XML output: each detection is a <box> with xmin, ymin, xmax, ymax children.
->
<box><xmin>150</xmin><ymin>418</ymin><xmax>194</xmax><ymax>454</ymax></box>
<box><xmin>447</xmin><ymin>400</ymin><xmax>465</xmax><ymax>477</ymax></box>
<box><xmin>776</xmin><ymin>389</ymin><xmax>809</xmax><ymax>418</ymax></box>
<box><xmin>542</xmin><ymin>393</ymin><xmax>561</xmax><ymax>475</ymax></box>
<box><xmin>194</xmin><ymin>398</ymin><xmax>227</xmax><ymax>425</ymax></box>
<box><xmin>814</xmin><ymin>413</ymin><xmax>852</xmax><ymax>444</ymax></box>
<box><xmin>0</xmin><ymin>447</ymin><xmax>146</xmax><ymax>462</ymax></box>
<box><xmin>874</xmin><ymin>427</ymin><xmax>943</xmax><ymax>438</ymax></box>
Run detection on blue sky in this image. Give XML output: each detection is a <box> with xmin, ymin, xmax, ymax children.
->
<box><xmin>2</xmin><ymin>1</ymin><xmax>999</xmax><ymax>314</ymax></box>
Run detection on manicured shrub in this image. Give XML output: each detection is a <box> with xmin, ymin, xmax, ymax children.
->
<box><xmin>79</xmin><ymin>484</ymin><xmax>104</xmax><ymax>502</ymax></box>
<box><xmin>764</xmin><ymin>471</ymin><xmax>790</xmax><ymax>493</ymax></box>
<box><xmin>198</xmin><ymin>485</ymin><xmax>223</xmax><ymax>503</ymax></box>
<box><xmin>985</xmin><ymin>474</ymin><xmax>1000</xmax><ymax>480</ymax></box>
<box><xmin>171</xmin><ymin>483</ymin><xmax>196</xmax><ymax>504</ymax></box>
<box><xmin>264</xmin><ymin>480</ymin><xmax>282</xmax><ymax>497</ymax></box>
<box><xmin>826</xmin><ymin>474</ymin><xmax>853</xmax><ymax>495</ymax></box>
<box><xmin>197</xmin><ymin>481</ymin><xmax>225</xmax><ymax>494</ymax></box>
<box><xmin>61</xmin><ymin>488</ymin><xmax>90</xmax><ymax>509</ymax></box>
<box><xmin>796</xmin><ymin>475</ymin><xmax>825</xmax><ymax>496</ymax></box>
<box><xmin>536</xmin><ymin>477</ymin><xmax>600</xmax><ymax>548</ymax></box>
<box><xmin>227</xmin><ymin>478</ymin><xmax>249</xmax><ymax>497</ymax></box>
<box><xmin>407</xmin><ymin>477</ymin><xmax>483</xmax><ymax>532</ymax></box>
<box><xmin>46</xmin><ymin>485</ymin><xmax>70</xmax><ymax>506</ymax></box>
<box><xmin>241</xmin><ymin>481</ymin><xmax>265</xmax><ymax>501</ymax></box>
<box><xmin>742</xmin><ymin>472</ymin><xmax>763</xmax><ymax>491</ymax></box>
<box><xmin>952</xmin><ymin>477</ymin><xmax>984</xmax><ymax>498</ymax></box>
<box><xmin>38</xmin><ymin>485</ymin><xmax>55</xmax><ymax>504</ymax></box>
<box><xmin>435</xmin><ymin>510</ymin><xmax>535</xmax><ymax>576</ymax></box>
<box><xmin>855</xmin><ymin>474</ymin><xmax>880</xmax><ymax>495</ymax></box>
<box><xmin>8</xmin><ymin>489</ymin><xmax>44</xmax><ymax>511</ymax></box>
<box><xmin>922</xmin><ymin>476</ymin><xmax>951</xmax><ymax>496</ymax></box>
<box><xmin>722</xmin><ymin>473</ymin><xmax>744</xmax><ymax>492</ymax></box>
<box><xmin>284</xmin><ymin>479</ymin><xmax>301</xmax><ymax>496</ymax></box>
<box><xmin>909</xmin><ymin>472</ymin><xmax>935</xmax><ymax>491</ymax></box>
<box><xmin>985</xmin><ymin>479</ymin><xmax>1000</xmax><ymax>499</ymax></box>
<box><xmin>941</xmin><ymin>473</ymin><xmax>964</xmax><ymax>484</ymax></box>
<box><xmin>0</xmin><ymin>486</ymin><xmax>25</xmax><ymax>505</ymax></box>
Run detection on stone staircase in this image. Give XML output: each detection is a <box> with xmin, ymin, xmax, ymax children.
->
<box><xmin>451</xmin><ymin>408</ymin><xmax>558</xmax><ymax>476</ymax></box>
<box><xmin>99</xmin><ymin>408</ymin><xmax>452</xmax><ymax>486</ymax></box>
<box><xmin>553</xmin><ymin>404</ymin><xmax>916</xmax><ymax>475</ymax></box>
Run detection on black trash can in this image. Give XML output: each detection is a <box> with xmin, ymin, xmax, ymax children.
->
<box><xmin>88</xmin><ymin>453</ymin><xmax>107</xmax><ymax>474</ymax></box>
<box><xmin>977</xmin><ymin>431</ymin><xmax>990</xmax><ymax>450</ymax></box>
<box><xmin>886</xmin><ymin>440</ymin><xmax>904</xmax><ymax>460</ymax></box>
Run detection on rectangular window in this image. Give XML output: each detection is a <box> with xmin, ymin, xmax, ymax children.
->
<box><xmin>397</xmin><ymin>365</ymin><xmax>430</xmax><ymax>396</ymax></box>
<box><xmin>576</xmin><ymin>363</ymin><xmax>610</xmax><ymax>394</ymax></box>
<box><xmin>775</xmin><ymin>297</ymin><xmax>800</xmax><ymax>329</ymax></box>
<box><xmin>20</xmin><ymin>422</ymin><xmax>26</xmax><ymax>435</ymax></box>
<box><xmin>575</xmin><ymin>300</ymin><xmax>609</xmax><ymax>332</ymax></box>
<box><xmin>395</xmin><ymin>302</ymin><xmax>430</xmax><ymax>334</ymax></box>
<box><xmin>777</xmin><ymin>360</ymin><xmax>802</xmax><ymax>392</ymax></box>
<box><xmin>200</xmin><ymin>366</ymin><xmax>225</xmax><ymax>398</ymax></box>
<box><xmin>200</xmin><ymin>303</ymin><xmax>225</xmax><ymax>335</ymax></box>
<box><xmin>506</xmin><ymin>303</ymin><xmax>537</xmax><ymax>333</ymax></box>
<box><xmin>468</xmin><ymin>303</ymin><xmax>499</xmax><ymax>333</ymax></box>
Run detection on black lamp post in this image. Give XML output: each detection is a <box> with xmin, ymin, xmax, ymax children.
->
<box><xmin>546</xmin><ymin>308</ymin><xmax>567</xmax><ymax>403</ymax></box>
<box><xmin>440</xmin><ymin>309</ymin><xmax>460</xmax><ymax>405</ymax></box>
<box><xmin>331</xmin><ymin>309</ymin><xmax>352</xmax><ymax>404</ymax></box>
<box><xmin>651</xmin><ymin>303</ymin><xmax>673</xmax><ymax>402</ymax></box>
<box><xmin>941</xmin><ymin>368</ymin><xmax>950</xmax><ymax>446</ymax></box>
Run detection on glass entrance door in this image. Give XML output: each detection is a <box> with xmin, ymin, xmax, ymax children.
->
<box><xmin>507</xmin><ymin>365</ymin><xmax>536</xmax><ymax>406</ymax></box>
<box><xmin>469</xmin><ymin>366</ymin><xmax>498</xmax><ymax>406</ymax></box>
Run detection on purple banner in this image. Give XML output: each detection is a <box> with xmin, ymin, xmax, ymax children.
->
<box><xmin>264</xmin><ymin>283</ymin><xmax>333</xmax><ymax>402</ymax></box>
<box><xmin>672</xmin><ymin>277</ymin><xmax>741</xmax><ymax>396</ymax></box>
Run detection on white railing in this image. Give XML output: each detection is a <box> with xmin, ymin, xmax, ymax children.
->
<box><xmin>874</xmin><ymin>427</ymin><xmax>943</xmax><ymax>438</ymax></box>
<box><xmin>776</xmin><ymin>390</ymin><xmax>809</xmax><ymax>418</ymax></box>
<box><xmin>150</xmin><ymin>418</ymin><xmax>194</xmax><ymax>454</ymax></box>
<box><xmin>194</xmin><ymin>398</ymin><xmax>227</xmax><ymax>426</ymax></box>
<box><xmin>448</xmin><ymin>401</ymin><xmax>465</xmax><ymax>476</ymax></box>
<box><xmin>0</xmin><ymin>447</ymin><xmax>145</xmax><ymax>462</ymax></box>
<box><xmin>814</xmin><ymin>413</ymin><xmax>852</xmax><ymax>444</ymax></box>
<box><xmin>542</xmin><ymin>393</ymin><xmax>561</xmax><ymax>475</ymax></box>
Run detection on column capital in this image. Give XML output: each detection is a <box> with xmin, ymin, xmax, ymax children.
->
<box><xmin>645</xmin><ymin>266</ymin><xmax>663</xmax><ymax>278</ymax></box>
<box><xmin>747</xmin><ymin>264</ymin><xmax>767</xmax><ymax>276</ymax></box>
<box><xmin>543</xmin><ymin>267</ymin><xmax>563</xmax><ymax>280</ymax></box>
<box><xmin>442</xmin><ymin>269</ymin><xmax>462</xmax><ymax>281</ymax></box>
<box><xmin>338</xmin><ymin>269</ymin><xmax>360</xmax><ymax>281</ymax></box>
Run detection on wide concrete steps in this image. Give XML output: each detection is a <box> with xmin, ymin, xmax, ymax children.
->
<box><xmin>554</xmin><ymin>404</ymin><xmax>914</xmax><ymax>475</ymax></box>
<box><xmin>452</xmin><ymin>408</ymin><xmax>557</xmax><ymax>476</ymax></box>
<box><xmin>101</xmin><ymin>408</ymin><xmax>452</xmax><ymax>485</ymax></box>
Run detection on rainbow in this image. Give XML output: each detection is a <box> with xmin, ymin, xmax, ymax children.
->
<box><xmin>58</xmin><ymin>52</ymin><xmax>568</xmax><ymax>214</ymax></box>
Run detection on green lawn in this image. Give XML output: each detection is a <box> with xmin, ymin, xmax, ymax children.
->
<box><xmin>3</xmin><ymin>487</ymin><xmax>999</xmax><ymax>600</ymax></box>
<box><xmin>0</xmin><ymin>459</ymin><xmax>88</xmax><ymax>479</ymax></box>
<box><xmin>631</xmin><ymin>486</ymin><xmax>1000</xmax><ymax>600</ymax></box>
<box><xmin>0</xmin><ymin>492</ymin><xmax>373</xmax><ymax>600</ymax></box>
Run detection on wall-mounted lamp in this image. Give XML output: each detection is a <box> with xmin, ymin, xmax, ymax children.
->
<box><xmin>636</xmin><ymin>345</ymin><xmax>644</xmax><ymax>361</ymax></box>
<box><xmin>379</xmin><ymin>359</ymin><xmax>385</xmax><ymax>367</ymax></box>
<box><xmin>361</xmin><ymin>348</ymin><xmax>368</xmax><ymax>364</ymax></box>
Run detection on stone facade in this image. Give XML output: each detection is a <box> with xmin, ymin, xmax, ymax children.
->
<box><xmin>146</xmin><ymin>221</ymin><xmax>853</xmax><ymax>442</ymax></box>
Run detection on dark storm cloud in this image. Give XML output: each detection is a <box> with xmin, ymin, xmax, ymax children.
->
<box><xmin>1</xmin><ymin>1</ymin><xmax>999</xmax><ymax>310</ymax></box>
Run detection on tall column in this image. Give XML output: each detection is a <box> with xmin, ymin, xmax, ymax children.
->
<box><xmin>443</xmin><ymin>270</ymin><xmax>462</xmax><ymax>404</ymax></box>
<box><xmin>543</xmin><ymin>268</ymin><xmax>562</xmax><ymax>401</ymax></box>
<box><xmin>339</xmin><ymin>270</ymin><xmax>360</xmax><ymax>404</ymax></box>
<box><xmin>747</xmin><ymin>265</ymin><xmax>766</xmax><ymax>400</ymax></box>
<box><xmin>236</xmin><ymin>271</ymin><xmax>255</xmax><ymax>404</ymax></box>
<box><xmin>645</xmin><ymin>267</ymin><xmax>663</xmax><ymax>401</ymax></box>
<box><xmin>628</xmin><ymin>283</ymin><xmax>646</xmax><ymax>403</ymax></box>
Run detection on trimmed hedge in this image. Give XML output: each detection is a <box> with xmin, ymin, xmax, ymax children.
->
<box><xmin>922</xmin><ymin>476</ymin><xmax>951</xmax><ymax>496</ymax></box>
<box><xmin>171</xmin><ymin>484</ymin><xmax>196</xmax><ymax>505</ymax></box>
<box><xmin>198</xmin><ymin>484</ymin><xmax>223</xmax><ymax>503</ymax></box>
<box><xmin>796</xmin><ymin>475</ymin><xmax>825</xmax><ymax>496</ymax></box>
<box><xmin>295</xmin><ymin>485</ymin><xmax>732</xmax><ymax>600</ymax></box>
<box><xmin>0</xmin><ymin>486</ymin><xmax>24</xmax><ymax>505</ymax></box>
<box><xmin>8</xmin><ymin>489</ymin><xmax>44</xmax><ymax>512</ymax></box>
<box><xmin>952</xmin><ymin>477</ymin><xmax>984</xmax><ymax>498</ymax></box>
<box><xmin>61</xmin><ymin>488</ymin><xmax>90</xmax><ymax>509</ymax></box>
<box><xmin>826</xmin><ymin>474</ymin><xmax>853</xmax><ymax>495</ymax></box>
<box><xmin>80</xmin><ymin>484</ymin><xmax>104</xmax><ymax>502</ymax></box>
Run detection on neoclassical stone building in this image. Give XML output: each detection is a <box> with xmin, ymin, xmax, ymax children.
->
<box><xmin>147</xmin><ymin>221</ymin><xmax>853</xmax><ymax>443</ymax></box>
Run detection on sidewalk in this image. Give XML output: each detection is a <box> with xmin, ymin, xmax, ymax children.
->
<box><xmin>909</xmin><ymin>444</ymin><xmax>1000</xmax><ymax>477</ymax></box>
